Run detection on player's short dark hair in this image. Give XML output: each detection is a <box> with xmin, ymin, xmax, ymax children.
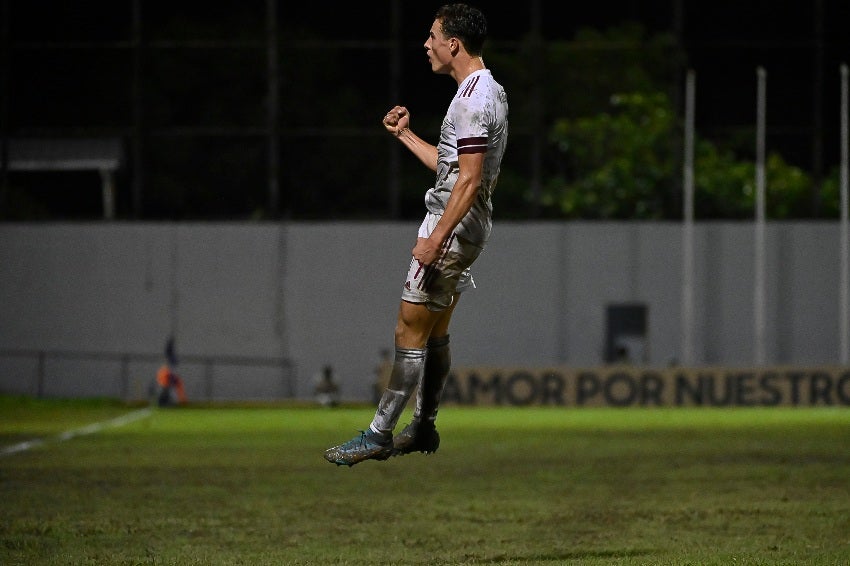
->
<box><xmin>435</xmin><ymin>3</ymin><xmax>488</xmax><ymax>56</ymax></box>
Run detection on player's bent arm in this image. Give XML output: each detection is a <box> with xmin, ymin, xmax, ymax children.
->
<box><xmin>396</xmin><ymin>128</ymin><xmax>438</xmax><ymax>173</ymax></box>
<box><xmin>428</xmin><ymin>152</ymin><xmax>484</xmax><ymax>246</ymax></box>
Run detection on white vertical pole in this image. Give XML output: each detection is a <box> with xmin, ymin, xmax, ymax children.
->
<box><xmin>681</xmin><ymin>69</ymin><xmax>696</xmax><ymax>365</ymax></box>
<box><xmin>754</xmin><ymin>67</ymin><xmax>767</xmax><ymax>366</ymax></box>
<box><xmin>840</xmin><ymin>64</ymin><xmax>849</xmax><ymax>363</ymax></box>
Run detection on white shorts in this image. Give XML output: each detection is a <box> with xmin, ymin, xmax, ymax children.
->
<box><xmin>401</xmin><ymin>213</ymin><xmax>482</xmax><ymax>311</ymax></box>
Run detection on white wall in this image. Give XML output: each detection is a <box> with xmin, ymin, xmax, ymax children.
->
<box><xmin>0</xmin><ymin>221</ymin><xmax>844</xmax><ymax>401</ymax></box>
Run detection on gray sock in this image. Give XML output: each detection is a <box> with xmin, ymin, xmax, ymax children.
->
<box><xmin>369</xmin><ymin>346</ymin><xmax>426</xmax><ymax>435</ymax></box>
<box><xmin>413</xmin><ymin>335</ymin><xmax>451</xmax><ymax>425</ymax></box>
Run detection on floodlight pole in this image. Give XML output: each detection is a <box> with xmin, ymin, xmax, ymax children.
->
<box><xmin>754</xmin><ymin>67</ymin><xmax>767</xmax><ymax>366</ymax></box>
<box><xmin>267</xmin><ymin>0</ymin><xmax>280</xmax><ymax>218</ymax></box>
<box><xmin>387</xmin><ymin>0</ymin><xmax>402</xmax><ymax>219</ymax></box>
<box><xmin>840</xmin><ymin>63</ymin><xmax>849</xmax><ymax>363</ymax></box>
<box><xmin>131</xmin><ymin>0</ymin><xmax>143</xmax><ymax>217</ymax></box>
<box><xmin>681</xmin><ymin>69</ymin><xmax>696</xmax><ymax>366</ymax></box>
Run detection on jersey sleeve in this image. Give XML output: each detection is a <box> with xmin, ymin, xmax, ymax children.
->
<box><xmin>451</xmin><ymin>91</ymin><xmax>490</xmax><ymax>155</ymax></box>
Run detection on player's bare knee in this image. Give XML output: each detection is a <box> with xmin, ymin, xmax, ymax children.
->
<box><xmin>395</xmin><ymin>304</ymin><xmax>434</xmax><ymax>348</ymax></box>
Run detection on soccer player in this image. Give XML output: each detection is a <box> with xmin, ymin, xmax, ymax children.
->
<box><xmin>324</xmin><ymin>3</ymin><xmax>509</xmax><ymax>466</ymax></box>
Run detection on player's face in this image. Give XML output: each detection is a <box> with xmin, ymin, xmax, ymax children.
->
<box><xmin>424</xmin><ymin>19</ymin><xmax>452</xmax><ymax>75</ymax></box>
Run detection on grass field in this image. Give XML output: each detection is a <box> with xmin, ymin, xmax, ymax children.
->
<box><xmin>1</xmin><ymin>395</ymin><xmax>849</xmax><ymax>565</ymax></box>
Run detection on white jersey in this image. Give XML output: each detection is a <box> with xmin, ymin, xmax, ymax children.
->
<box><xmin>424</xmin><ymin>69</ymin><xmax>509</xmax><ymax>247</ymax></box>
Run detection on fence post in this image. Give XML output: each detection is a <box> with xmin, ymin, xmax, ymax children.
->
<box><xmin>205</xmin><ymin>359</ymin><xmax>214</xmax><ymax>401</ymax></box>
<box><xmin>120</xmin><ymin>354</ymin><xmax>130</xmax><ymax>401</ymax></box>
<box><xmin>36</xmin><ymin>351</ymin><xmax>45</xmax><ymax>398</ymax></box>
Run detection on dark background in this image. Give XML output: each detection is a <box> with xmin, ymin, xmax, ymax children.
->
<box><xmin>1</xmin><ymin>0</ymin><xmax>848</xmax><ymax>220</ymax></box>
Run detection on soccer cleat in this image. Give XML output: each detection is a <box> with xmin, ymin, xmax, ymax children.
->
<box><xmin>392</xmin><ymin>420</ymin><xmax>440</xmax><ymax>456</ymax></box>
<box><xmin>324</xmin><ymin>430</ymin><xmax>393</xmax><ymax>467</ymax></box>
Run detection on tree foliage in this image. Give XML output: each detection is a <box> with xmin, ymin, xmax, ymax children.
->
<box><xmin>545</xmin><ymin>92</ymin><xmax>675</xmax><ymax>219</ymax></box>
<box><xmin>544</xmin><ymin>91</ymin><xmax>817</xmax><ymax>219</ymax></box>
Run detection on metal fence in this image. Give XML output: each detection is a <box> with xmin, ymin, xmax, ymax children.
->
<box><xmin>0</xmin><ymin>349</ymin><xmax>296</xmax><ymax>402</ymax></box>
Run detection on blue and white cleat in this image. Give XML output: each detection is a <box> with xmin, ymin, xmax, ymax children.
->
<box><xmin>324</xmin><ymin>430</ymin><xmax>393</xmax><ymax>467</ymax></box>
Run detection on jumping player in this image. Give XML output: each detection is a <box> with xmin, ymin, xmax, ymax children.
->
<box><xmin>324</xmin><ymin>3</ymin><xmax>509</xmax><ymax>466</ymax></box>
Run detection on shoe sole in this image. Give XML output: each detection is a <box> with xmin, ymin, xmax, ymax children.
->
<box><xmin>325</xmin><ymin>447</ymin><xmax>393</xmax><ymax>467</ymax></box>
<box><xmin>392</xmin><ymin>431</ymin><xmax>440</xmax><ymax>457</ymax></box>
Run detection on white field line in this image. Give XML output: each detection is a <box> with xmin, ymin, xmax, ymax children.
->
<box><xmin>1</xmin><ymin>407</ymin><xmax>152</xmax><ymax>457</ymax></box>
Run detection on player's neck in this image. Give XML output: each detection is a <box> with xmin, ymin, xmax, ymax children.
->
<box><xmin>453</xmin><ymin>56</ymin><xmax>486</xmax><ymax>85</ymax></box>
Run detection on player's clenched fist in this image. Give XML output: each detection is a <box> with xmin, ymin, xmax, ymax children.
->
<box><xmin>382</xmin><ymin>106</ymin><xmax>409</xmax><ymax>136</ymax></box>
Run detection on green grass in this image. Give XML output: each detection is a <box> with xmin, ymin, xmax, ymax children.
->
<box><xmin>1</xmin><ymin>397</ymin><xmax>849</xmax><ymax>565</ymax></box>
